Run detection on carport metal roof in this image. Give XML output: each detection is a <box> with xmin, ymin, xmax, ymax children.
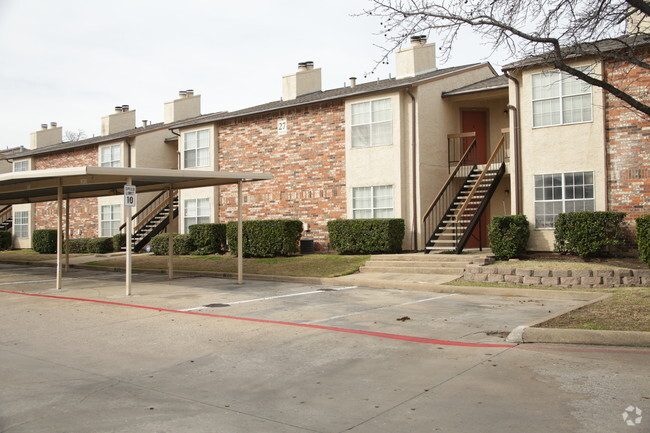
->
<box><xmin>0</xmin><ymin>166</ymin><xmax>273</xmax><ymax>294</ymax></box>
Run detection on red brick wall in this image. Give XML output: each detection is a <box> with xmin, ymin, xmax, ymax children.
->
<box><xmin>604</xmin><ymin>48</ymin><xmax>650</xmax><ymax>238</ymax></box>
<box><xmin>217</xmin><ymin>101</ymin><xmax>346</xmax><ymax>250</ymax></box>
<box><xmin>32</xmin><ymin>146</ymin><xmax>99</xmax><ymax>238</ymax></box>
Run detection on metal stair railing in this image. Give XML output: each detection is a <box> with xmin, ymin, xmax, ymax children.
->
<box><xmin>0</xmin><ymin>205</ymin><xmax>12</xmax><ymax>230</ymax></box>
<box><xmin>422</xmin><ymin>133</ymin><xmax>478</xmax><ymax>252</ymax></box>
<box><xmin>453</xmin><ymin>133</ymin><xmax>508</xmax><ymax>253</ymax></box>
<box><xmin>119</xmin><ymin>190</ymin><xmax>178</xmax><ymax>251</ymax></box>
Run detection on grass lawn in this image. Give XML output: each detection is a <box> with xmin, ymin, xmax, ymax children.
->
<box><xmin>0</xmin><ymin>250</ymin><xmax>87</xmax><ymax>262</ymax></box>
<box><xmin>85</xmin><ymin>254</ymin><xmax>370</xmax><ymax>278</ymax></box>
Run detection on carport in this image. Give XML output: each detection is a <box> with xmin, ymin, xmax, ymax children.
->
<box><xmin>0</xmin><ymin>166</ymin><xmax>272</xmax><ymax>294</ymax></box>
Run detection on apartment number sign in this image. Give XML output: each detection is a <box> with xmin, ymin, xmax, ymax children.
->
<box><xmin>277</xmin><ymin>118</ymin><xmax>288</xmax><ymax>135</ymax></box>
<box><xmin>124</xmin><ymin>185</ymin><xmax>136</xmax><ymax>207</ymax></box>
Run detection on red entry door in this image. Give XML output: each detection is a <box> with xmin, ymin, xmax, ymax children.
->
<box><xmin>461</xmin><ymin>110</ymin><xmax>488</xmax><ymax>247</ymax></box>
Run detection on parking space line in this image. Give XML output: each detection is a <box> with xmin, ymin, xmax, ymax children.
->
<box><xmin>0</xmin><ymin>289</ymin><xmax>515</xmax><ymax>348</ymax></box>
<box><xmin>305</xmin><ymin>293</ymin><xmax>459</xmax><ymax>324</ymax></box>
<box><xmin>0</xmin><ymin>279</ymin><xmax>57</xmax><ymax>286</ymax></box>
<box><xmin>180</xmin><ymin>286</ymin><xmax>357</xmax><ymax>311</ymax></box>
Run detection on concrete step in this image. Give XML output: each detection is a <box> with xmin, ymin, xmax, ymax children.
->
<box><xmin>369</xmin><ymin>253</ymin><xmax>474</xmax><ymax>263</ymax></box>
<box><xmin>359</xmin><ymin>265</ymin><xmax>464</xmax><ymax>275</ymax></box>
<box><xmin>363</xmin><ymin>260</ymin><xmax>469</xmax><ymax>269</ymax></box>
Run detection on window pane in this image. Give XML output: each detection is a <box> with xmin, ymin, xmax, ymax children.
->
<box><xmin>373</xmin><ymin>185</ymin><xmax>393</xmax><ymax>208</ymax></box>
<box><xmin>184</xmin><ymin>150</ymin><xmax>197</xmax><ymax>168</ymax></box>
<box><xmin>563</xmin><ymin>94</ymin><xmax>592</xmax><ymax>123</ymax></box>
<box><xmin>372</xmin><ymin>121</ymin><xmax>392</xmax><ymax>146</ymax></box>
<box><xmin>371</xmin><ymin>99</ymin><xmax>392</xmax><ymax>122</ymax></box>
<box><xmin>352</xmin><ymin>187</ymin><xmax>371</xmax><ymax>209</ymax></box>
<box><xmin>374</xmin><ymin>208</ymin><xmax>394</xmax><ymax>218</ymax></box>
<box><xmin>351</xmin><ymin>102</ymin><xmax>371</xmax><ymax>125</ymax></box>
<box><xmin>351</xmin><ymin>125</ymin><xmax>370</xmax><ymax>147</ymax></box>
<box><xmin>532</xmin><ymin>71</ymin><xmax>560</xmax><ymax>99</ymax></box>
<box><xmin>185</xmin><ymin>131</ymin><xmax>197</xmax><ymax>150</ymax></box>
<box><xmin>353</xmin><ymin>209</ymin><xmax>372</xmax><ymax>219</ymax></box>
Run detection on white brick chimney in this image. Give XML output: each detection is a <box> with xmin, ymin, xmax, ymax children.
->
<box><xmin>282</xmin><ymin>61</ymin><xmax>322</xmax><ymax>100</ymax></box>
<box><xmin>164</xmin><ymin>89</ymin><xmax>201</xmax><ymax>124</ymax></box>
<box><xmin>30</xmin><ymin>122</ymin><xmax>62</xmax><ymax>149</ymax></box>
<box><xmin>101</xmin><ymin>105</ymin><xmax>136</xmax><ymax>135</ymax></box>
<box><xmin>395</xmin><ymin>36</ymin><xmax>437</xmax><ymax>79</ymax></box>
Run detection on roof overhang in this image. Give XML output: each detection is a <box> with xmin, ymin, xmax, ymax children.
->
<box><xmin>0</xmin><ymin>166</ymin><xmax>273</xmax><ymax>205</ymax></box>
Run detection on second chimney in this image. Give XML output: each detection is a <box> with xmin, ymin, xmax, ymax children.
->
<box><xmin>282</xmin><ymin>61</ymin><xmax>322</xmax><ymax>101</ymax></box>
<box><xmin>101</xmin><ymin>104</ymin><xmax>136</xmax><ymax>135</ymax></box>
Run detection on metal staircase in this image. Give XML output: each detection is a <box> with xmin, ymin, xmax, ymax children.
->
<box><xmin>0</xmin><ymin>205</ymin><xmax>12</xmax><ymax>231</ymax></box>
<box><xmin>423</xmin><ymin>132</ymin><xmax>508</xmax><ymax>254</ymax></box>
<box><xmin>119</xmin><ymin>190</ymin><xmax>179</xmax><ymax>252</ymax></box>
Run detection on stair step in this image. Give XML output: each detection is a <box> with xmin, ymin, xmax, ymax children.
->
<box><xmin>359</xmin><ymin>266</ymin><xmax>464</xmax><ymax>275</ymax></box>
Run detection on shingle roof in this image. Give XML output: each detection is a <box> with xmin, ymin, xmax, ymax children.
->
<box><xmin>169</xmin><ymin>62</ymin><xmax>491</xmax><ymax>129</ymax></box>
<box><xmin>442</xmin><ymin>75</ymin><xmax>508</xmax><ymax>97</ymax></box>
<box><xmin>503</xmin><ymin>33</ymin><xmax>650</xmax><ymax>70</ymax></box>
<box><xmin>6</xmin><ymin>62</ymin><xmax>494</xmax><ymax>160</ymax></box>
<box><xmin>11</xmin><ymin>122</ymin><xmax>172</xmax><ymax>159</ymax></box>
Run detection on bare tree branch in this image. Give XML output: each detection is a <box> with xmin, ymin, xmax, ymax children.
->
<box><xmin>363</xmin><ymin>0</ymin><xmax>650</xmax><ymax>116</ymax></box>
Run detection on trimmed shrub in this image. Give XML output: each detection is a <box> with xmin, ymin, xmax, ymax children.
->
<box><xmin>112</xmin><ymin>233</ymin><xmax>126</xmax><ymax>252</ymax></box>
<box><xmin>189</xmin><ymin>223</ymin><xmax>227</xmax><ymax>255</ymax></box>
<box><xmin>327</xmin><ymin>219</ymin><xmax>405</xmax><ymax>255</ymax></box>
<box><xmin>150</xmin><ymin>233</ymin><xmax>196</xmax><ymax>255</ymax></box>
<box><xmin>32</xmin><ymin>229</ymin><xmax>58</xmax><ymax>254</ymax></box>
<box><xmin>226</xmin><ymin>220</ymin><xmax>302</xmax><ymax>258</ymax></box>
<box><xmin>66</xmin><ymin>237</ymin><xmax>114</xmax><ymax>254</ymax></box>
<box><xmin>0</xmin><ymin>231</ymin><xmax>11</xmax><ymax>250</ymax></box>
<box><xmin>554</xmin><ymin>211</ymin><xmax>626</xmax><ymax>258</ymax></box>
<box><xmin>637</xmin><ymin>215</ymin><xmax>650</xmax><ymax>266</ymax></box>
<box><xmin>488</xmin><ymin>215</ymin><xmax>530</xmax><ymax>260</ymax></box>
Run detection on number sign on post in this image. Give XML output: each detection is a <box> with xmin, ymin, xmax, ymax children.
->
<box><xmin>124</xmin><ymin>185</ymin><xmax>136</xmax><ymax>207</ymax></box>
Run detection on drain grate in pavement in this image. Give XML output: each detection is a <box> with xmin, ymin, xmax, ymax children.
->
<box><xmin>203</xmin><ymin>303</ymin><xmax>230</xmax><ymax>308</ymax></box>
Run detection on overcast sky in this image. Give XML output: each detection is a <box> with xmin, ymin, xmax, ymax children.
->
<box><xmin>0</xmin><ymin>0</ymin><xmax>510</xmax><ymax>149</ymax></box>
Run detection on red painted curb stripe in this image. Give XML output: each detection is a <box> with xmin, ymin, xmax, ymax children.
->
<box><xmin>0</xmin><ymin>289</ymin><xmax>515</xmax><ymax>348</ymax></box>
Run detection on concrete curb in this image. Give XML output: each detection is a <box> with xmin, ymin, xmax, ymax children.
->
<box><xmin>507</xmin><ymin>326</ymin><xmax>650</xmax><ymax>347</ymax></box>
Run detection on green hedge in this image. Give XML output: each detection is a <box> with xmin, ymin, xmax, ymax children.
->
<box><xmin>554</xmin><ymin>211</ymin><xmax>626</xmax><ymax>258</ymax></box>
<box><xmin>226</xmin><ymin>220</ymin><xmax>302</xmax><ymax>258</ymax></box>
<box><xmin>112</xmin><ymin>233</ymin><xmax>126</xmax><ymax>252</ymax></box>
<box><xmin>189</xmin><ymin>223</ymin><xmax>227</xmax><ymax>255</ymax></box>
<box><xmin>327</xmin><ymin>219</ymin><xmax>405</xmax><ymax>255</ymax></box>
<box><xmin>32</xmin><ymin>229</ymin><xmax>58</xmax><ymax>254</ymax></box>
<box><xmin>66</xmin><ymin>237</ymin><xmax>114</xmax><ymax>254</ymax></box>
<box><xmin>150</xmin><ymin>233</ymin><xmax>196</xmax><ymax>255</ymax></box>
<box><xmin>0</xmin><ymin>231</ymin><xmax>11</xmax><ymax>250</ymax></box>
<box><xmin>637</xmin><ymin>215</ymin><xmax>650</xmax><ymax>266</ymax></box>
<box><xmin>488</xmin><ymin>215</ymin><xmax>530</xmax><ymax>259</ymax></box>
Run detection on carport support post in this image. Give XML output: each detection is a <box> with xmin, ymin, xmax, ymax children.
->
<box><xmin>65</xmin><ymin>198</ymin><xmax>70</xmax><ymax>272</ymax></box>
<box><xmin>56</xmin><ymin>181</ymin><xmax>63</xmax><ymax>290</ymax></box>
<box><xmin>237</xmin><ymin>180</ymin><xmax>243</xmax><ymax>284</ymax></box>
<box><xmin>167</xmin><ymin>186</ymin><xmax>174</xmax><ymax>280</ymax></box>
<box><xmin>125</xmin><ymin>177</ymin><xmax>133</xmax><ymax>296</ymax></box>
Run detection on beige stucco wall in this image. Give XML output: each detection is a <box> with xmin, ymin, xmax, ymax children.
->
<box><xmin>164</xmin><ymin>95</ymin><xmax>201</xmax><ymax>124</ymax></box>
<box><xmin>511</xmin><ymin>60</ymin><xmax>607</xmax><ymax>251</ymax></box>
<box><xmin>415</xmin><ymin>65</ymin><xmax>500</xmax><ymax>248</ymax></box>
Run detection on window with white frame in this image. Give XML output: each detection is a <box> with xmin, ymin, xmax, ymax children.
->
<box><xmin>13</xmin><ymin>211</ymin><xmax>29</xmax><ymax>238</ymax></box>
<box><xmin>534</xmin><ymin>171</ymin><xmax>595</xmax><ymax>229</ymax></box>
<box><xmin>183</xmin><ymin>129</ymin><xmax>210</xmax><ymax>168</ymax></box>
<box><xmin>100</xmin><ymin>204</ymin><xmax>121</xmax><ymax>237</ymax></box>
<box><xmin>532</xmin><ymin>67</ymin><xmax>592</xmax><ymax>127</ymax></box>
<box><xmin>100</xmin><ymin>144</ymin><xmax>121</xmax><ymax>167</ymax></box>
<box><xmin>351</xmin><ymin>98</ymin><xmax>392</xmax><ymax>148</ymax></box>
<box><xmin>184</xmin><ymin>198</ymin><xmax>210</xmax><ymax>232</ymax></box>
<box><xmin>13</xmin><ymin>160</ymin><xmax>28</xmax><ymax>172</ymax></box>
<box><xmin>352</xmin><ymin>185</ymin><xmax>394</xmax><ymax>219</ymax></box>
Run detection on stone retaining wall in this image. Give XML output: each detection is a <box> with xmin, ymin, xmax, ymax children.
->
<box><xmin>464</xmin><ymin>264</ymin><xmax>650</xmax><ymax>288</ymax></box>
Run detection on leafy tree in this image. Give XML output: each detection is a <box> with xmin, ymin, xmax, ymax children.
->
<box><xmin>364</xmin><ymin>0</ymin><xmax>650</xmax><ymax>116</ymax></box>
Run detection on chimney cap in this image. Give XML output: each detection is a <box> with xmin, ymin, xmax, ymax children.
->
<box><xmin>179</xmin><ymin>90</ymin><xmax>187</xmax><ymax>97</ymax></box>
<box><xmin>121</xmin><ymin>104</ymin><xmax>129</xmax><ymax>112</ymax></box>
<box><xmin>40</xmin><ymin>123</ymin><xmax>48</xmax><ymax>130</ymax></box>
<box><xmin>410</xmin><ymin>35</ymin><xmax>427</xmax><ymax>45</ymax></box>
<box><xmin>115</xmin><ymin>106</ymin><xmax>123</xmax><ymax>112</ymax></box>
<box><xmin>186</xmin><ymin>89</ymin><xmax>194</xmax><ymax>96</ymax></box>
<box><xmin>50</xmin><ymin>121</ymin><xmax>57</xmax><ymax>128</ymax></box>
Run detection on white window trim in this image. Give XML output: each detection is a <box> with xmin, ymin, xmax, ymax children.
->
<box><xmin>13</xmin><ymin>210</ymin><xmax>29</xmax><ymax>239</ymax></box>
<box><xmin>183</xmin><ymin>198</ymin><xmax>210</xmax><ymax>233</ymax></box>
<box><xmin>99</xmin><ymin>144</ymin><xmax>122</xmax><ymax>167</ymax></box>
<box><xmin>13</xmin><ymin>160</ymin><xmax>29</xmax><ymax>172</ymax></box>
<box><xmin>100</xmin><ymin>204</ymin><xmax>121</xmax><ymax>237</ymax></box>
<box><xmin>352</xmin><ymin>185</ymin><xmax>394</xmax><ymax>219</ymax></box>
<box><xmin>350</xmin><ymin>98</ymin><xmax>393</xmax><ymax>148</ymax></box>
<box><xmin>534</xmin><ymin>171</ymin><xmax>595</xmax><ymax>230</ymax></box>
<box><xmin>183</xmin><ymin>129</ymin><xmax>211</xmax><ymax>169</ymax></box>
<box><xmin>531</xmin><ymin>68</ymin><xmax>593</xmax><ymax>128</ymax></box>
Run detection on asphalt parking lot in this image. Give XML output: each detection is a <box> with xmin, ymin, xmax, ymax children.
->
<box><xmin>0</xmin><ymin>263</ymin><xmax>648</xmax><ymax>433</ymax></box>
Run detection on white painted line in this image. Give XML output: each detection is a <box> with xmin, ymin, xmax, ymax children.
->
<box><xmin>0</xmin><ymin>279</ymin><xmax>57</xmax><ymax>286</ymax></box>
<box><xmin>180</xmin><ymin>286</ymin><xmax>356</xmax><ymax>312</ymax></box>
<box><xmin>305</xmin><ymin>293</ymin><xmax>458</xmax><ymax>324</ymax></box>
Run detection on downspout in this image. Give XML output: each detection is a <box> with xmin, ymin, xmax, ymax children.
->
<box><xmin>125</xmin><ymin>137</ymin><xmax>132</xmax><ymax>168</ymax></box>
<box><xmin>171</xmin><ymin>128</ymin><xmax>181</xmax><ymax>169</ymax></box>
<box><xmin>406</xmin><ymin>87</ymin><xmax>418</xmax><ymax>251</ymax></box>
<box><xmin>504</xmin><ymin>71</ymin><xmax>522</xmax><ymax>214</ymax></box>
